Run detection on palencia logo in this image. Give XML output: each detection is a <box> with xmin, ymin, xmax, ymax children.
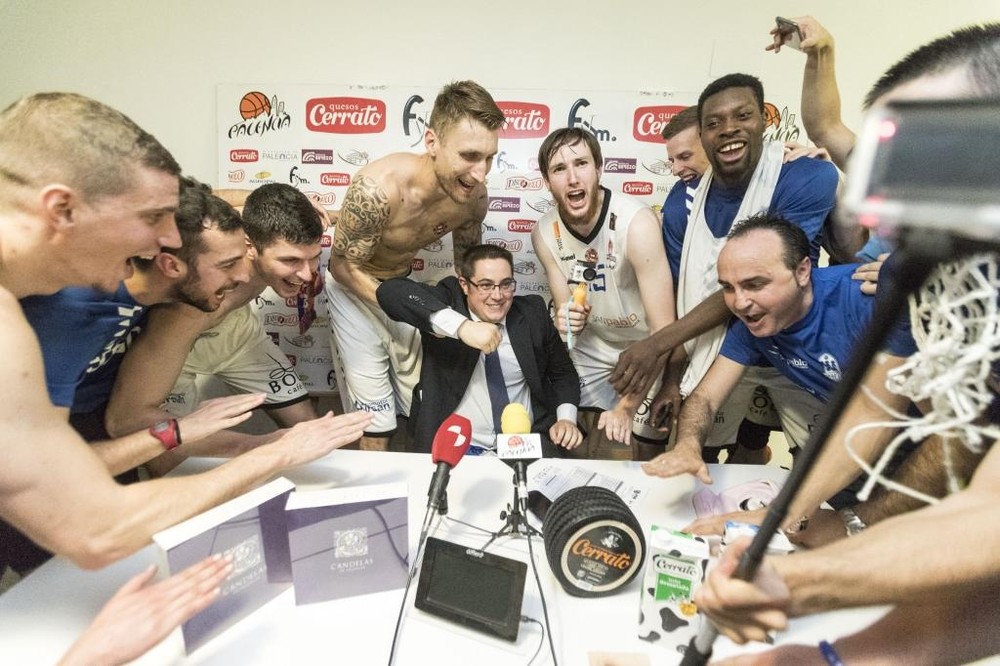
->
<box><xmin>623</xmin><ymin>181</ymin><xmax>653</xmax><ymax>196</ymax></box>
<box><xmin>306</xmin><ymin>97</ymin><xmax>386</xmax><ymax>134</ymax></box>
<box><xmin>632</xmin><ymin>105</ymin><xmax>687</xmax><ymax>143</ymax></box>
<box><xmin>230</xmin><ymin>149</ymin><xmax>259</xmax><ymax>163</ymax></box>
<box><xmin>497</xmin><ymin>101</ymin><xmax>550</xmax><ymax>139</ymax></box>
<box><xmin>229</xmin><ymin>92</ymin><xmax>291</xmax><ymax>138</ymax></box>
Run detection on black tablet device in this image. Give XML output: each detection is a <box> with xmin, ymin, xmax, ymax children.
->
<box><xmin>414</xmin><ymin>537</ymin><xmax>528</xmax><ymax>642</ymax></box>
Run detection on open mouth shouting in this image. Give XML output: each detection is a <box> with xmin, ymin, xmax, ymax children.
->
<box><xmin>741</xmin><ymin>310</ymin><xmax>768</xmax><ymax>333</ymax></box>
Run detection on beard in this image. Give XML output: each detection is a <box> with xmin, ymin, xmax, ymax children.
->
<box><xmin>173</xmin><ymin>275</ymin><xmax>221</xmax><ymax>313</ymax></box>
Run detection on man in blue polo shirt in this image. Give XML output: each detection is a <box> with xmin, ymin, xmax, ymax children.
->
<box><xmin>642</xmin><ymin>212</ymin><xmax>914</xmax><ymax>484</ymax></box>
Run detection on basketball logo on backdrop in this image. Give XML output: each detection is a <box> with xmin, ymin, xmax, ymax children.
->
<box><xmin>229</xmin><ymin>91</ymin><xmax>292</xmax><ymax>139</ymax></box>
<box><xmin>762</xmin><ymin>101</ymin><xmax>800</xmax><ymax>143</ymax></box>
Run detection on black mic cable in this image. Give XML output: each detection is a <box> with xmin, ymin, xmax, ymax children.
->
<box><xmin>525</xmin><ymin>515</ymin><xmax>558</xmax><ymax>665</ymax></box>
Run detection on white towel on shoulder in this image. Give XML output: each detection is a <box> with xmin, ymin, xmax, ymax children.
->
<box><xmin>676</xmin><ymin>140</ymin><xmax>785</xmax><ymax>396</ymax></box>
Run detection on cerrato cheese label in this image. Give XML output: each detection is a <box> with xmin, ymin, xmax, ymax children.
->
<box><xmin>559</xmin><ymin>520</ymin><xmax>642</xmax><ymax>593</ymax></box>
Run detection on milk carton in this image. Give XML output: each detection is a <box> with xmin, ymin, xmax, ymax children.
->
<box><xmin>637</xmin><ymin>526</ymin><xmax>710</xmax><ymax>657</ymax></box>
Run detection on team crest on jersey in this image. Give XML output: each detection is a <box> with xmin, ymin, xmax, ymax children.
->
<box><xmin>819</xmin><ymin>353</ymin><xmax>842</xmax><ymax>381</ymax></box>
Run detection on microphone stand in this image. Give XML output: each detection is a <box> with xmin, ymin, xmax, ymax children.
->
<box><xmin>482</xmin><ymin>466</ymin><xmax>541</xmax><ymax>551</ymax></box>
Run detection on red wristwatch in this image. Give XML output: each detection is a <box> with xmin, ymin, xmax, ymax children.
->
<box><xmin>149</xmin><ymin>419</ymin><xmax>181</xmax><ymax>451</ymax></box>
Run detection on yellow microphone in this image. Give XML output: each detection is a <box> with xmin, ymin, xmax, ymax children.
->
<box><xmin>501</xmin><ymin>402</ymin><xmax>532</xmax><ymax>435</ymax></box>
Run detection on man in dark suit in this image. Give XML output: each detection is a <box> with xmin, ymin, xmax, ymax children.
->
<box><xmin>377</xmin><ymin>244</ymin><xmax>583</xmax><ymax>455</ymax></box>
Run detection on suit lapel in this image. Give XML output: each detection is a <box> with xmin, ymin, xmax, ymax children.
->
<box><xmin>506</xmin><ymin>301</ymin><xmax>542</xmax><ymax>393</ymax></box>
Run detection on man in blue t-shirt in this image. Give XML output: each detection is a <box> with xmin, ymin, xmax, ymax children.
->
<box><xmin>614</xmin><ymin>73</ymin><xmax>840</xmax><ymax>462</ymax></box>
<box><xmin>643</xmin><ymin>213</ymin><xmax>914</xmax><ymax>484</ymax></box>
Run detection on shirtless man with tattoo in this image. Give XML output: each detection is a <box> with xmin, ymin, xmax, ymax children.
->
<box><xmin>326</xmin><ymin>80</ymin><xmax>505</xmax><ymax>451</ymax></box>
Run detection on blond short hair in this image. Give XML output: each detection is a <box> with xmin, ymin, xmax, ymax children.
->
<box><xmin>0</xmin><ymin>92</ymin><xmax>180</xmax><ymax>202</ymax></box>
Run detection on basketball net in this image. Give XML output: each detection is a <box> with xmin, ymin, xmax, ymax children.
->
<box><xmin>844</xmin><ymin>253</ymin><xmax>1000</xmax><ymax>504</ymax></box>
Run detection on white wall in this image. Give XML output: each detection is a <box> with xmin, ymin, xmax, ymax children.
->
<box><xmin>2</xmin><ymin>0</ymin><xmax>998</xmax><ymax>183</ymax></box>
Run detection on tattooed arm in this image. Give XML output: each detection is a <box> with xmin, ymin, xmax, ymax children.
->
<box><xmin>329</xmin><ymin>174</ymin><xmax>393</xmax><ymax>306</ymax></box>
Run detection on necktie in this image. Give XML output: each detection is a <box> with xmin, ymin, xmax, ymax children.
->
<box><xmin>483</xmin><ymin>349</ymin><xmax>509</xmax><ymax>434</ymax></box>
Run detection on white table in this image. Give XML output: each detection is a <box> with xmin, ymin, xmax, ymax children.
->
<box><xmin>0</xmin><ymin>451</ymin><xmax>885</xmax><ymax>665</ymax></box>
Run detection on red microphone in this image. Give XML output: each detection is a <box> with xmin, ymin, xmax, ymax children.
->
<box><xmin>427</xmin><ymin>414</ymin><xmax>472</xmax><ymax>512</ymax></box>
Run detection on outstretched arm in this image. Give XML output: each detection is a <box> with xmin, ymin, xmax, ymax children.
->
<box><xmin>58</xmin><ymin>556</ymin><xmax>233</xmax><ymax>666</ymax></box>
<box><xmin>697</xmin><ymin>440</ymin><xmax>1000</xmax><ymax>642</ymax></box>
<box><xmin>768</xmin><ymin>16</ymin><xmax>855</xmax><ymax>170</ymax></box>
<box><xmin>611</xmin><ymin>289</ymin><xmax>731</xmax><ymax>397</ymax></box>
<box><xmin>642</xmin><ymin>356</ymin><xmax>745</xmax><ymax>484</ymax></box>
<box><xmin>106</xmin><ymin>304</ymin><xmax>210</xmax><ymax>437</ymax></box>
<box><xmin>1</xmin><ymin>296</ymin><xmax>372</xmax><ymax>569</ymax></box>
<box><xmin>329</xmin><ymin>174</ymin><xmax>392</xmax><ymax>306</ymax></box>
<box><xmin>599</xmin><ymin>209</ymin><xmax>677</xmax><ymax>444</ymax></box>
<box><xmin>684</xmin><ymin>353</ymin><xmax>912</xmax><ymax>537</ymax></box>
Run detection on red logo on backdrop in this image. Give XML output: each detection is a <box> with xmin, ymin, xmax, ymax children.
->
<box><xmin>486</xmin><ymin>238</ymin><xmax>523</xmax><ymax>252</ymax></box>
<box><xmin>320</xmin><ymin>172</ymin><xmax>351</xmax><ymax>187</ymax></box>
<box><xmin>321</xmin><ymin>235</ymin><xmax>333</xmax><ymax>248</ymax></box>
<box><xmin>306</xmin><ymin>97</ymin><xmax>386</xmax><ymax>134</ymax></box>
<box><xmin>623</xmin><ymin>181</ymin><xmax>654</xmax><ymax>196</ymax></box>
<box><xmin>632</xmin><ymin>105</ymin><xmax>687</xmax><ymax>143</ymax></box>
<box><xmin>300</xmin><ymin>191</ymin><xmax>337</xmax><ymax>205</ymax></box>
<box><xmin>497</xmin><ymin>101</ymin><xmax>550</xmax><ymax>139</ymax></box>
<box><xmin>411</xmin><ymin>258</ymin><xmax>425</xmax><ymax>271</ymax></box>
<box><xmin>230</xmin><ymin>149</ymin><xmax>259</xmax><ymax>163</ymax></box>
<box><xmin>285</xmin><ymin>297</ymin><xmax>298</xmax><ymax>307</ymax></box>
<box><xmin>507</xmin><ymin>219</ymin><xmax>534</xmax><ymax>233</ymax></box>
<box><xmin>505</xmin><ymin>176</ymin><xmax>544</xmax><ymax>191</ymax></box>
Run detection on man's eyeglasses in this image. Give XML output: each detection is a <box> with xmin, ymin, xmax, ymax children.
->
<box><xmin>465</xmin><ymin>278</ymin><xmax>517</xmax><ymax>295</ymax></box>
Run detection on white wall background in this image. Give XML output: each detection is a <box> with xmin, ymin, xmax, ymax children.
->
<box><xmin>3</xmin><ymin>0</ymin><xmax>998</xmax><ymax>185</ymax></box>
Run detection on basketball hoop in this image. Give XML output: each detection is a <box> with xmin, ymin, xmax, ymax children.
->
<box><xmin>845</xmin><ymin>253</ymin><xmax>1000</xmax><ymax>504</ymax></box>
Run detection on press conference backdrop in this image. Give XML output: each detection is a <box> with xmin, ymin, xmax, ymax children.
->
<box><xmin>217</xmin><ymin>84</ymin><xmax>803</xmax><ymax>395</ymax></box>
